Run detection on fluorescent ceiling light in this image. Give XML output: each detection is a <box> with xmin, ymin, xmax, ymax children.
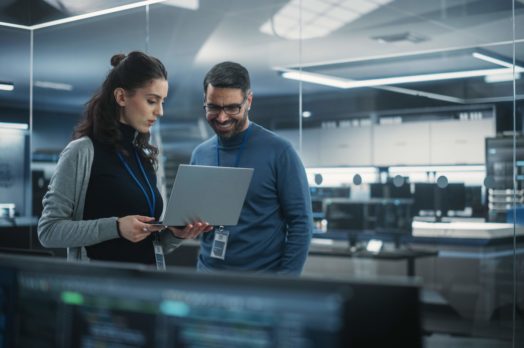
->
<box><xmin>0</xmin><ymin>122</ymin><xmax>28</xmax><ymax>130</ymax></box>
<box><xmin>0</xmin><ymin>21</ymin><xmax>30</xmax><ymax>30</ymax></box>
<box><xmin>281</xmin><ymin>67</ymin><xmax>523</xmax><ymax>89</ymax></box>
<box><xmin>389</xmin><ymin>165</ymin><xmax>485</xmax><ymax>173</ymax></box>
<box><xmin>0</xmin><ymin>0</ymin><xmax>199</xmax><ymax>30</ymax></box>
<box><xmin>280</xmin><ymin>51</ymin><xmax>524</xmax><ymax>89</ymax></box>
<box><xmin>281</xmin><ymin>70</ymin><xmax>349</xmax><ymax>88</ymax></box>
<box><xmin>163</xmin><ymin>0</ymin><xmax>199</xmax><ymax>10</ymax></box>
<box><xmin>472</xmin><ymin>52</ymin><xmax>516</xmax><ymax>68</ymax></box>
<box><xmin>34</xmin><ymin>80</ymin><xmax>73</xmax><ymax>91</ymax></box>
<box><xmin>0</xmin><ymin>82</ymin><xmax>14</xmax><ymax>91</ymax></box>
<box><xmin>307</xmin><ymin>167</ymin><xmax>378</xmax><ymax>174</ymax></box>
<box><xmin>473</xmin><ymin>51</ymin><xmax>523</xmax><ymax>82</ymax></box>
<box><xmin>260</xmin><ymin>0</ymin><xmax>393</xmax><ymax>40</ymax></box>
<box><xmin>485</xmin><ymin>72</ymin><xmax>521</xmax><ymax>83</ymax></box>
<box><xmin>31</xmin><ymin>0</ymin><xmax>166</xmax><ymax>29</ymax></box>
<box><xmin>40</xmin><ymin>0</ymin><xmax>198</xmax><ymax>13</ymax></box>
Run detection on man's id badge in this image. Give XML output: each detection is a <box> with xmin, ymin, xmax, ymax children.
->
<box><xmin>210</xmin><ymin>226</ymin><xmax>229</xmax><ymax>260</ymax></box>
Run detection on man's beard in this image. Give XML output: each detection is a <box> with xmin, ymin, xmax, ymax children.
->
<box><xmin>209</xmin><ymin>109</ymin><xmax>248</xmax><ymax>139</ymax></box>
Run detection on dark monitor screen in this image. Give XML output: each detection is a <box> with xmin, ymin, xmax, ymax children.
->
<box><xmin>325</xmin><ymin>202</ymin><xmax>365</xmax><ymax>230</ymax></box>
<box><xmin>437</xmin><ymin>183</ymin><xmax>466</xmax><ymax>212</ymax></box>
<box><xmin>414</xmin><ymin>183</ymin><xmax>466</xmax><ymax>214</ymax></box>
<box><xmin>413</xmin><ymin>183</ymin><xmax>436</xmax><ymax>211</ymax></box>
<box><xmin>311</xmin><ymin>199</ymin><xmax>323</xmax><ymax>214</ymax></box>
<box><xmin>370</xmin><ymin>182</ymin><xmax>411</xmax><ymax>199</ymax></box>
<box><xmin>310</xmin><ymin>187</ymin><xmax>350</xmax><ymax>199</ymax></box>
<box><xmin>465</xmin><ymin>186</ymin><xmax>484</xmax><ymax>216</ymax></box>
<box><xmin>0</xmin><ymin>266</ymin><xmax>16</xmax><ymax>348</ymax></box>
<box><xmin>0</xmin><ymin>254</ymin><xmax>421</xmax><ymax>347</ymax></box>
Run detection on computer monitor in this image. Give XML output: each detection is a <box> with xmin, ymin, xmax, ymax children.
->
<box><xmin>0</xmin><ymin>254</ymin><xmax>421</xmax><ymax>347</ymax></box>
<box><xmin>413</xmin><ymin>183</ymin><xmax>436</xmax><ymax>212</ymax></box>
<box><xmin>309</xmin><ymin>187</ymin><xmax>350</xmax><ymax>199</ymax></box>
<box><xmin>325</xmin><ymin>201</ymin><xmax>365</xmax><ymax>230</ymax></box>
<box><xmin>437</xmin><ymin>183</ymin><xmax>466</xmax><ymax>212</ymax></box>
<box><xmin>370</xmin><ymin>182</ymin><xmax>411</xmax><ymax>199</ymax></box>
<box><xmin>0</xmin><ymin>266</ymin><xmax>16</xmax><ymax>348</ymax></box>
<box><xmin>465</xmin><ymin>186</ymin><xmax>484</xmax><ymax>217</ymax></box>
<box><xmin>311</xmin><ymin>199</ymin><xmax>324</xmax><ymax>214</ymax></box>
<box><xmin>414</xmin><ymin>183</ymin><xmax>466</xmax><ymax>215</ymax></box>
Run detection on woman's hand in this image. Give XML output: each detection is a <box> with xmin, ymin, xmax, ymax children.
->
<box><xmin>117</xmin><ymin>215</ymin><xmax>163</xmax><ymax>243</ymax></box>
<box><xmin>168</xmin><ymin>221</ymin><xmax>214</xmax><ymax>240</ymax></box>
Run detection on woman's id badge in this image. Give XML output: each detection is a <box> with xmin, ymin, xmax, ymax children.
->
<box><xmin>211</xmin><ymin>226</ymin><xmax>229</xmax><ymax>260</ymax></box>
<box><xmin>153</xmin><ymin>235</ymin><xmax>166</xmax><ymax>271</ymax></box>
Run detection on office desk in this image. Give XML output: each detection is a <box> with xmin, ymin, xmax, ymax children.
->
<box><xmin>408</xmin><ymin>236</ymin><xmax>524</xmax><ymax>323</ymax></box>
<box><xmin>309</xmin><ymin>245</ymin><xmax>437</xmax><ymax>277</ymax></box>
<box><xmin>307</xmin><ymin>228</ymin><xmax>523</xmax><ymax>323</ymax></box>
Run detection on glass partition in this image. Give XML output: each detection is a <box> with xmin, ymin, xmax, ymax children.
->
<box><xmin>514</xmin><ymin>8</ymin><xmax>524</xmax><ymax>347</ymax></box>
<box><xmin>0</xmin><ymin>26</ymin><xmax>31</xmax><ymax>248</ymax></box>
<box><xmin>30</xmin><ymin>6</ymin><xmax>148</xmax><ymax>256</ymax></box>
<box><xmin>296</xmin><ymin>0</ymin><xmax>522</xmax><ymax>346</ymax></box>
<box><xmin>148</xmin><ymin>1</ymin><xmax>301</xmax><ymax>195</ymax></box>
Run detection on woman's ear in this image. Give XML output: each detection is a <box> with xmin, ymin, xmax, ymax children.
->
<box><xmin>114</xmin><ymin>88</ymin><xmax>126</xmax><ymax>107</ymax></box>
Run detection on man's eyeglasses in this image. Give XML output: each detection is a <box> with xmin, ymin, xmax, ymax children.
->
<box><xmin>203</xmin><ymin>97</ymin><xmax>247</xmax><ymax>116</ymax></box>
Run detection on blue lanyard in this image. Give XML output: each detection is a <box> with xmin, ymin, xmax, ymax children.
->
<box><xmin>117</xmin><ymin>149</ymin><xmax>156</xmax><ymax>217</ymax></box>
<box><xmin>216</xmin><ymin>126</ymin><xmax>251</xmax><ymax>167</ymax></box>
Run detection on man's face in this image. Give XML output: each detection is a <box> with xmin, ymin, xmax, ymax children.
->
<box><xmin>204</xmin><ymin>85</ymin><xmax>252</xmax><ymax>139</ymax></box>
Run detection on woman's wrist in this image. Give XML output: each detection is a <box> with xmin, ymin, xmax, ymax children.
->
<box><xmin>116</xmin><ymin>218</ymin><xmax>123</xmax><ymax>238</ymax></box>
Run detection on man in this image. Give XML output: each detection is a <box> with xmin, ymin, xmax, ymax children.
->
<box><xmin>190</xmin><ymin>61</ymin><xmax>313</xmax><ymax>276</ymax></box>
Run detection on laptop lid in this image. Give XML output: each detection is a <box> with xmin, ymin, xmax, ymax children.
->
<box><xmin>160</xmin><ymin>164</ymin><xmax>253</xmax><ymax>227</ymax></box>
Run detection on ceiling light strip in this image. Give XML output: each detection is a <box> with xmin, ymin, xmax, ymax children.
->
<box><xmin>0</xmin><ymin>21</ymin><xmax>31</xmax><ymax>30</ymax></box>
<box><xmin>0</xmin><ymin>122</ymin><xmax>28</xmax><ymax>130</ymax></box>
<box><xmin>30</xmin><ymin>0</ymin><xmax>167</xmax><ymax>30</ymax></box>
<box><xmin>281</xmin><ymin>67</ymin><xmax>522</xmax><ymax>89</ymax></box>
<box><xmin>377</xmin><ymin>85</ymin><xmax>466</xmax><ymax>104</ymax></box>
<box><xmin>472</xmin><ymin>52</ymin><xmax>521</xmax><ymax>69</ymax></box>
<box><xmin>281</xmin><ymin>70</ymin><xmax>350</xmax><ymax>88</ymax></box>
<box><xmin>34</xmin><ymin>80</ymin><xmax>73</xmax><ymax>91</ymax></box>
<box><xmin>0</xmin><ymin>82</ymin><xmax>14</xmax><ymax>91</ymax></box>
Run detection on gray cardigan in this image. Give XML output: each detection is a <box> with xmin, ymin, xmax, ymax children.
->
<box><xmin>37</xmin><ymin>137</ymin><xmax>183</xmax><ymax>261</ymax></box>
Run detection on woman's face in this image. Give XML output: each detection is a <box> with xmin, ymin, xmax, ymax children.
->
<box><xmin>116</xmin><ymin>78</ymin><xmax>168</xmax><ymax>133</ymax></box>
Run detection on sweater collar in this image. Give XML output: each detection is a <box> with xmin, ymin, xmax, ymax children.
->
<box><xmin>218</xmin><ymin>122</ymin><xmax>253</xmax><ymax>148</ymax></box>
<box><xmin>119</xmin><ymin>122</ymin><xmax>138</xmax><ymax>147</ymax></box>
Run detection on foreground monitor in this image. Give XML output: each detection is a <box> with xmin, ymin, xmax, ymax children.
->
<box><xmin>0</xmin><ymin>254</ymin><xmax>421</xmax><ymax>347</ymax></box>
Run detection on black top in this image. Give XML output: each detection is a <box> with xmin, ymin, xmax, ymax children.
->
<box><xmin>84</xmin><ymin>123</ymin><xmax>163</xmax><ymax>265</ymax></box>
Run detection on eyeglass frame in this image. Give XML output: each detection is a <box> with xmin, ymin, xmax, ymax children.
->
<box><xmin>203</xmin><ymin>95</ymin><xmax>248</xmax><ymax>117</ymax></box>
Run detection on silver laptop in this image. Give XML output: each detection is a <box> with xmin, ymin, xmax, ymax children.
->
<box><xmin>156</xmin><ymin>164</ymin><xmax>253</xmax><ymax>227</ymax></box>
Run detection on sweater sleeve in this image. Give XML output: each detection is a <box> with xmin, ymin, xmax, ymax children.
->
<box><xmin>276</xmin><ymin>144</ymin><xmax>313</xmax><ymax>276</ymax></box>
<box><xmin>37</xmin><ymin>139</ymin><xmax>119</xmax><ymax>248</ymax></box>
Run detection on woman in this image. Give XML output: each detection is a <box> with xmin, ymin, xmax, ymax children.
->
<box><xmin>38</xmin><ymin>51</ymin><xmax>212</xmax><ymax>265</ymax></box>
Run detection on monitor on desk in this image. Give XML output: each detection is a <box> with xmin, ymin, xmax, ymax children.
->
<box><xmin>310</xmin><ymin>186</ymin><xmax>351</xmax><ymax>199</ymax></box>
<box><xmin>311</xmin><ymin>199</ymin><xmax>324</xmax><ymax>214</ymax></box>
<box><xmin>370</xmin><ymin>182</ymin><xmax>412</xmax><ymax>199</ymax></box>
<box><xmin>0</xmin><ymin>254</ymin><xmax>421</xmax><ymax>347</ymax></box>
<box><xmin>325</xmin><ymin>201</ymin><xmax>365</xmax><ymax>230</ymax></box>
<box><xmin>414</xmin><ymin>183</ymin><xmax>466</xmax><ymax>217</ymax></box>
<box><xmin>438</xmin><ymin>183</ymin><xmax>466</xmax><ymax>213</ymax></box>
<box><xmin>413</xmin><ymin>183</ymin><xmax>435</xmax><ymax>212</ymax></box>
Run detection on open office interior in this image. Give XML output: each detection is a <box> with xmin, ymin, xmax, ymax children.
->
<box><xmin>0</xmin><ymin>0</ymin><xmax>523</xmax><ymax>347</ymax></box>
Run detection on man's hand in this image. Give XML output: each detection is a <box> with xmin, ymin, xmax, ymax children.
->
<box><xmin>168</xmin><ymin>222</ymin><xmax>213</xmax><ymax>239</ymax></box>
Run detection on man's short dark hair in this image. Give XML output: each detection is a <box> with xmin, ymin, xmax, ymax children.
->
<box><xmin>203</xmin><ymin>61</ymin><xmax>251</xmax><ymax>97</ymax></box>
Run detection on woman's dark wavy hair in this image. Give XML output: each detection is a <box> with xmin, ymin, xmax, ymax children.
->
<box><xmin>73</xmin><ymin>51</ymin><xmax>167</xmax><ymax>167</ymax></box>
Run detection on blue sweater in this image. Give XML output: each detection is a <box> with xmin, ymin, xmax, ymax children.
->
<box><xmin>190</xmin><ymin>122</ymin><xmax>313</xmax><ymax>275</ymax></box>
